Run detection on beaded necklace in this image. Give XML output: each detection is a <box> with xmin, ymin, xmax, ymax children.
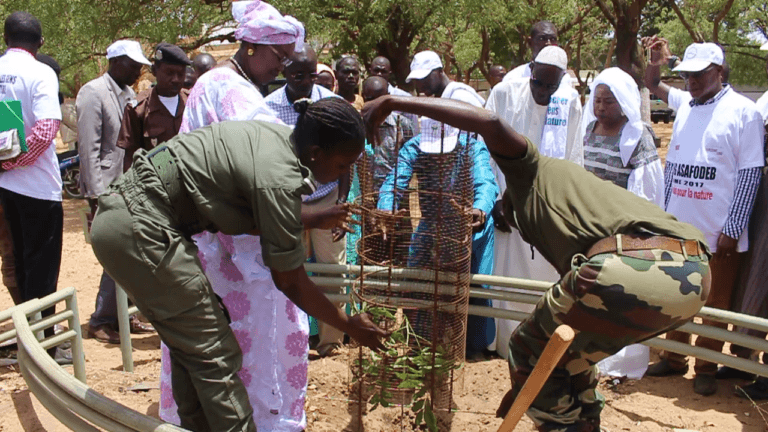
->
<box><xmin>230</xmin><ymin>57</ymin><xmax>256</xmax><ymax>87</ymax></box>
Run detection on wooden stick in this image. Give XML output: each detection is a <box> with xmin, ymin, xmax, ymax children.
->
<box><xmin>496</xmin><ymin>324</ymin><xmax>576</xmax><ymax>432</ymax></box>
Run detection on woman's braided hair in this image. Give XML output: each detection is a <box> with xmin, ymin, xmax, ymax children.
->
<box><xmin>292</xmin><ymin>97</ymin><xmax>365</xmax><ymax>155</ymax></box>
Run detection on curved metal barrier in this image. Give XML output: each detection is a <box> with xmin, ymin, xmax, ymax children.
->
<box><xmin>2</xmin><ymin>287</ymin><xmax>187</xmax><ymax>431</ymax></box>
<box><xmin>1</xmin><ymin>267</ymin><xmax>767</xmax><ymax>429</ymax></box>
<box><xmin>307</xmin><ymin>262</ymin><xmax>768</xmax><ymax>378</ymax></box>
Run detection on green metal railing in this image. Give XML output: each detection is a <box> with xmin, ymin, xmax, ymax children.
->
<box><xmin>307</xmin><ymin>262</ymin><xmax>768</xmax><ymax>378</ymax></box>
<box><xmin>2</xmin><ymin>287</ymin><xmax>188</xmax><ymax>431</ymax></box>
<box><xmin>3</xmin><ymin>265</ymin><xmax>768</xmax><ymax>430</ymax></box>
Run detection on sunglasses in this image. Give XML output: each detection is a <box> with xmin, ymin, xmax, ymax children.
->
<box><xmin>679</xmin><ymin>65</ymin><xmax>715</xmax><ymax>80</ymax></box>
<box><xmin>533</xmin><ymin>35</ymin><xmax>558</xmax><ymax>44</ymax></box>
<box><xmin>265</xmin><ymin>45</ymin><xmax>292</xmax><ymax>68</ymax></box>
<box><xmin>288</xmin><ymin>71</ymin><xmax>319</xmax><ymax>81</ymax></box>
<box><xmin>530</xmin><ymin>76</ymin><xmax>561</xmax><ymax>92</ymax></box>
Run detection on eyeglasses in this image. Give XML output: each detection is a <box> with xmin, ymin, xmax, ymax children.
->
<box><xmin>679</xmin><ymin>65</ymin><xmax>715</xmax><ymax>80</ymax></box>
<box><xmin>265</xmin><ymin>45</ymin><xmax>292</xmax><ymax>68</ymax></box>
<box><xmin>530</xmin><ymin>76</ymin><xmax>560</xmax><ymax>92</ymax></box>
<box><xmin>288</xmin><ymin>71</ymin><xmax>319</xmax><ymax>81</ymax></box>
<box><xmin>533</xmin><ymin>35</ymin><xmax>558</xmax><ymax>44</ymax></box>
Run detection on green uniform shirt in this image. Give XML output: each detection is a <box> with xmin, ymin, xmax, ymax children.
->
<box><xmin>160</xmin><ymin>120</ymin><xmax>314</xmax><ymax>272</ymax></box>
<box><xmin>496</xmin><ymin>139</ymin><xmax>708</xmax><ymax>275</ymax></box>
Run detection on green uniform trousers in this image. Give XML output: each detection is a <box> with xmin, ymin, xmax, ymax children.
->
<box><xmin>506</xmin><ymin>247</ymin><xmax>710</xmax><ymax>432</ymax></box>
<box><xmin>90</xmin><ymin>169</ymin><xmax>256</xmax><ymax>432</ymax></box>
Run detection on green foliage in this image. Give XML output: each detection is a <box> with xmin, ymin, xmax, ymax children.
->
<box><xmin>352</xmin><ymin>304</ymin><xmax>460</xmax><ymax>431</ymax></box>
<box><xmin>0</xmin><ymin>0</ymin><xmax>232</xmax><ymax>95</ymax></box>
<box><xmin>657</xmin><ymin>0</ymin><xmax>767</xmax><ymax>86</ymax></box>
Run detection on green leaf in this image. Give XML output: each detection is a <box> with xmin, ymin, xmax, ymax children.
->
<box><xmin>415</xmin><ymin>411</ymin><xmax>424</xmax><ymax>426</ymax></box>
<box><xmin>425</xmin><ymin>403</ymin><xmax>437</xmax><ymax>432</ymax></box>
<box><xmin>412</xmin><ymin>399</ymin><xmax>425</xmax><ymax>412</ymax></box>
<box><xmin>398</xmin><ymin>379</ymin><xmax>421</xmax><ymax>389</ymax></box>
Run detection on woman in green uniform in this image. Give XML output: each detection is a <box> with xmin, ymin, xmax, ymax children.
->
<box><xmin>90</xmin><ymin>98</ymin><xmax>387</xmax><ymax>432</ymax></box>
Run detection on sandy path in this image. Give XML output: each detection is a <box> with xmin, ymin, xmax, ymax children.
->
<box><xmin>0</xmin><ymin>123</ymin><xmax>765</xmax><ymax>431</ymax></box>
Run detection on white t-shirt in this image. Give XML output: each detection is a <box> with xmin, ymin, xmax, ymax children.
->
<box><xmin>666</xmin><ymin>86</ymin><xmax>765</xmax><ymax>252</ymax></box>
<box><xmin>158</xmin><ymin>94</ymin><xmax>179</xmax><ymax>116</ymax></box>
<box><xmin>0</xmin><ymin>49</ymin><xmax>63</xmax><ymax>201</ymax></box>
<box><xmin>755</xmin><ymin>90</ymin><xmax>768</xmax><ymax>125</ymax></box>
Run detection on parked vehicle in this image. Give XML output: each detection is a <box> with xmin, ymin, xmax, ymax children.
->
<box><xmin>650</xmin><ymin>93</ymin><xmax>675</xmax><ymax>123</ymax></box>
<box><xmin>58</xmin><ymin>148</ymin><xmax>82</xmax><ymax>199</ymax></box>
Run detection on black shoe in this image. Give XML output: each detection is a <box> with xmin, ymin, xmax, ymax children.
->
<box><xmin>736</xmin><ymin>378</ymin><xmax>768</xmax><ymax>400</ymax></box>
<box><xmin>646</xmin><ymin>359</ymin><xmax>687</xmax><ymax>377</ymax></box>
<box><xmin>693</xmin><ymin>374</ymin><xmax>717</xmax><ymax>396</ymax></box>
<box><xmin>715</xmin><ymin>366</ymin><xmax>755</xmax><ymax>380</ymax></box>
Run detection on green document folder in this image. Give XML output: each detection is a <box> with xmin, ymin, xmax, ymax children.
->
<box><xmin>0</xmin><ymin>100</ymin><xmax>27</xmax><ymax>152</ymax></box>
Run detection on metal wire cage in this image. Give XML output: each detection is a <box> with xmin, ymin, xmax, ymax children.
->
<box><xmin>349</xmin><ymin>121</ymin><xmax>476</xmax><ymax>427</ymax></box>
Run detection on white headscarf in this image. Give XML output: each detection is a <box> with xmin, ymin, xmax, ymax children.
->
<box><xmin>232</xmin><ymin>1</ymin><xmax>305</xmax><ymax>51</ymax></box>
<box><xmin>582</xmin><ymin>67</ymin><xmax>643</xmax><ymax>167</ymax></box>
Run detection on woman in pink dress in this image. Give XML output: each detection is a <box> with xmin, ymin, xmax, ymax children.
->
<box><xmin>159</xmin><ymin>2</ymin><xmax>329</xmax><ymax>430</ymax></box>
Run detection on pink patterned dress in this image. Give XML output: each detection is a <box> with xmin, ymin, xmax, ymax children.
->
<box><xmin>159</xmin><ymin>67</ymin><xmax>309</xmax><ymax>431</ymax></box>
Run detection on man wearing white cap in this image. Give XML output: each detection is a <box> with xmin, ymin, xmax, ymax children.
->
<box><xmin>404</xmin><ymin>50</ymin><xmax>499</xmax><ymax>357</ymax></box>
<box><xmin>644</xmin><ymin>38</ymin><xmax>765</xmax><ymax>396</ymax></box>
<box><xmin>485</xmin><ymin>45</ymin><xmax>583</xmax><ymax>359</ymax></box>
<box><xmin>77</xmin><ymin>39</ymin><xmax>151</xmax><ymax>344</ymax></box>
<box><xmin>406</xmin><ymin>50</ymin><xmax>485</xmax><ymax>108</ymax></box>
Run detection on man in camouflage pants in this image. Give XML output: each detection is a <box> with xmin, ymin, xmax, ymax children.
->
<box><xmin>362</xmin><ymin>95</ymin><xmax>711</xmax><ymax>432</ymax></box>
<box><xmin>502</xmin><ymin>246</ymin><xmax>709</xmax><ymax>431</ymax></box>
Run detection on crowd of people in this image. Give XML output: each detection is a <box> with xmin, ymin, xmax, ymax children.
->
<box><xmin>2</xmin><ymin>1</ymin><xmax>768</xmax><ymax>432</ymax></box>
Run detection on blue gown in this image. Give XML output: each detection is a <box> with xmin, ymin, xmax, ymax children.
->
<box><xmin>377</xmin><ymin>133</ymin><xmax>498</xmax><ymax>355</ymax></box>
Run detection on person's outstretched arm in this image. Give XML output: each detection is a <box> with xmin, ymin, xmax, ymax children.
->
<box><xmin>362</xmin><ymin>96</ymin><xmax>529</xmax><ymax>160</ymax></box>
<box><xmin>271</xmin><ymin>266</ymin><xmax>387</xmax><ymax>350</ymax></box>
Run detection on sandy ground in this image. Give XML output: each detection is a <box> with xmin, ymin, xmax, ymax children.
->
<box><xmin>1</xmin><ymin>123</ymin><xmax>767</xmax><ymax>431</ymax></box>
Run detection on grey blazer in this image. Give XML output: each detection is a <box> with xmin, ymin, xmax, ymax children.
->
<box><xmin>76</xmin><ymin>74</ymin><xmax>134</xmax><ymax>198</ymax></box>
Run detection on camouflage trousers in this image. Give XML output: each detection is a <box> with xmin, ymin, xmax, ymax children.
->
<box><xmin>505</xmin><ymin>247</ymin><xmax>710</xmax><ymax>432</ymax></box>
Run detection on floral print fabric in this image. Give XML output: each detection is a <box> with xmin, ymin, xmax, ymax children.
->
<box><xmin>160</xmin><ymin>68</ymin><xmax>308</xmax><ymax>431</ymax></box>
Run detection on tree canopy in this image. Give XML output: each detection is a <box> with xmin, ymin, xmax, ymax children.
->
<box><xmin>2</xmin><ymin>0</ymin><xmax>766</xmax><ymax>94</ymax></box>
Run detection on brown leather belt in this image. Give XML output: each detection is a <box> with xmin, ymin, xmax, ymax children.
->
<box><xmin>586</xmin><ymin>234</ymin><xmax>704</xmax><ymax>258</ymax></box>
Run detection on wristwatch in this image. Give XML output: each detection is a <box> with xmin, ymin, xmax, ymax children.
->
<box><xmin>667</xmin><ymin>55</ymin><xmax>679</xmax><ymax>70</ymax></box>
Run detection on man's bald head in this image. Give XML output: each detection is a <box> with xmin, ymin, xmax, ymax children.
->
<box><xmin>285</xmin><ymin>46</ymin><xmax>318</xmax><ymax>101</ymax></box>
<box><xmin>336</xmin><ymin>56</ymin><xmax>359</xmax><ymax>72</ymax></box>
<box><xmin>336</xmin><ymin>56</ymin><xmax>361</xmax><ymax>95</ymax></box>
<box><xmin>192</xmin><ymin>53</ymin><xmax>216</xmax><ymax>76</ymax></box>
<box><xmin>289</xmin><ymin>45</ymin><xmax>317</xmax><ymax>65</ymax></box>
<box><xmin>362</xmin><ymin>76</ymin><xmax>389</xmax><ymax>102</ymax></box>
<box><xmin>489</xmin><ymin>65</ymin><xmax>507</xmax><ymax>86</ymax></box>
<box><xmin>370</xmin><ymin>56</ymin><xmax>393</xmax><ymax>81</ymax></box>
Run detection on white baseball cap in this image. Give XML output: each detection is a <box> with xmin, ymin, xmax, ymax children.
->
<box><xmin>406</xmin><ymin>51</ymin><xmax>443</xmax><ymax>83</ymax></box>
<box><xmin>534</xmin><ymin>46</ymin><xmax>568</xmax><ymax>70</ymax></box>
<box><xmin>106</xmin><ymin>40</ymin><xmax>151</xmax><ymax>66</ymax></box>
<box><xmin>673</xmin><ymin>43</ymin><xmax>723</xmax><ymax>73</ymax></box>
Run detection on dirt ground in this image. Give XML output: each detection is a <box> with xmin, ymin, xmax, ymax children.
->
<box><xmin>1</xmin><ymin>123</ymin><xmax>767</xmax><ymax>432</ymax></box>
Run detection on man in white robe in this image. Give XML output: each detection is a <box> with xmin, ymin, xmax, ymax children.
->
<box><xmin>485</xmin><ymin>46</ymin><xmax>584</xmax><ymax>358</ymax></box>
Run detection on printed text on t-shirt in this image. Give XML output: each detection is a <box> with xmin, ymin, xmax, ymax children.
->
<box><xmin>670</xmin><ymin>163</ymin><xmax>717</xmax><ymax>180</ymax></box>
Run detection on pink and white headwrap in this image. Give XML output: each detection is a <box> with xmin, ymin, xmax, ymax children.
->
<box><xmin>232</xmin><ymin>1</ymin><xmax>305</xmax><ymax>51</ymax></box>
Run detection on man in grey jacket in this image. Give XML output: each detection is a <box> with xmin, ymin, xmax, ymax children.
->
<box><xmin>76</xmin><ymin>40</ymin><xmax>154</xmax><ymax>343</ymax></box>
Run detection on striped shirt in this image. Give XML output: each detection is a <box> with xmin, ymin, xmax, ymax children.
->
<box><xmin>583</xmin><ymin>120</ymin><xmax>658</xmax><ymax>189</ymax></box>
<box><xmin>265</xmin><ymin>84</ymin><xmax>340</xmax><ymax>202</ymax></box>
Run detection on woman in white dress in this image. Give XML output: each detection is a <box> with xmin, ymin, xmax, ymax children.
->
<box><xmin>582</xmin><ymin>67</ymin><xmax>665</xmax><ymax>380</ymax></box>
